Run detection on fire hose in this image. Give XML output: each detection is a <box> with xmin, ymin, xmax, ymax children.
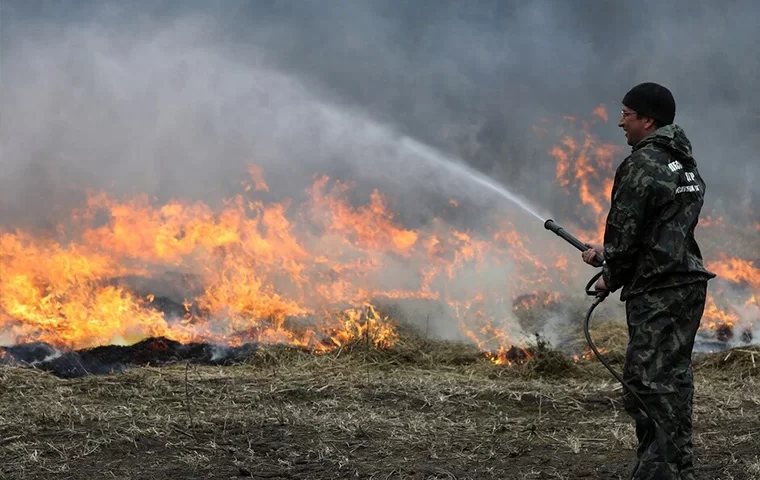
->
<box><xmin>543</xmin><ymin>219</ymin><xmax>683</xmax><ymax>460</ymax></box>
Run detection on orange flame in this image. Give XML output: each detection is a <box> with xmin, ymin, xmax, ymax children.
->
<box><xmin>702</xmin><ymin>294</ymin><xmax>739</xmax><ymax>330</ymax></box>
<box><xmin>700</xmin><ymin>216</ymin><xmax>724</xmax><ymax>227</ymax></box>
<box><xmin>246</xmin><ymin>165</ymin><xmax>270</xmax><ymax>192</ymax></box>
<box><xmin>707</xmin><ymin>256</ymin><xmax>760</xmax><ymax>289</ymax></box>
<box><xmin>3</xmin><ymin>169</ymin><xmax>578</xmax><ymax>352</ymax></box>
<box><xmin>591</xmin><ymin>104</ymin><xmax>609</xmax><ymax>123</ymax></box>
<box><xmin>548</xmin><ymin>112</ymin><xmax>622</xmax><ymax>242</ymax></box>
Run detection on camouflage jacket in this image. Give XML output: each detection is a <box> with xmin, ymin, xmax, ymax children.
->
<box><xmin>602</xmin><ymin>124</ymin><xmax>716</xmax><ymax>300</ymax></box>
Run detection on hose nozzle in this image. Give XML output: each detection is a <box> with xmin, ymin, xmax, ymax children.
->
<box><xmin>544</xmin><ymin>219</ymin><xmax>604</xmax><ymax>265</ymax></box>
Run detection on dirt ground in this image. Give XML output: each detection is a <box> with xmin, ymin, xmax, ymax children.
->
<box><xmin>1</xmin><ymin>337</ymin><xmax>758</xmax><ymax>480</ymax></box>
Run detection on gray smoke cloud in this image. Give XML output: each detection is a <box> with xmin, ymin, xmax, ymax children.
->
<box><xmin>0</xmin><ymin>0</ymin><xmax>757</xmax><ymax>346</ymax></box>
<box><xmin>2</xmin><ymin>0</ymin><xmax>758</xmax><ymax>228</ymax></box>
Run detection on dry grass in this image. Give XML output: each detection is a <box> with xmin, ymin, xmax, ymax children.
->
<box><xmin>0</xmin><ymin>338</ymin><xmax>758</xmax><ymax>480</ymax></box>
<box><xmin>695</xmin><ymin>345</ymin><xmax>760</xmax><ymax>375</ymax></box>
<box><xmin>558</xmin><ymin>318</ymin><xmax>630</xmax><ymax>365</ymax></box>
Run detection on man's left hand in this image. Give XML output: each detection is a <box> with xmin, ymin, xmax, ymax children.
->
<box><xmin>595</xmin><ymin>276</ymin><xmax>609</xmax><ymax>292</ymax></box>
<box><xmin>594</xmin><ymin>277</ymin><xmax>609</xmax><ymax>292</ymax></box>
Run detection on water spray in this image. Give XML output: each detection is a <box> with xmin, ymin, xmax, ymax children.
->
<box><xmin>543</xmin><ymin>218</ymin><xmax>683</xmax><ymax>465</ymax></box>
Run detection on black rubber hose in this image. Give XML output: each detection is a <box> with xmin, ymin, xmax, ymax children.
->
<box><xmin>544</xmin><ymin>219</ymin><xmax>604</xmax><ymax>265</ymax></box>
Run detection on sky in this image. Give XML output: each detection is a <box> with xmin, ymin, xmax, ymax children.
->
<box><xmin>1</xmin><ymin>0</ymin><xmax>758</xmax><ymax>231</ymax></box>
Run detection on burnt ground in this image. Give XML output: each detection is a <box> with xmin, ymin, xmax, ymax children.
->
<box><xmin>0</xmin><ymin>337</ymin><xmax>758</xmax><ymax>480</ymax></box>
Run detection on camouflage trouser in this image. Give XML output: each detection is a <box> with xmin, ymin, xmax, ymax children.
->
<box><xmin>623</xmin><ymin>282</ymin><xmax>707</xmax><ymax>480</ymax></box>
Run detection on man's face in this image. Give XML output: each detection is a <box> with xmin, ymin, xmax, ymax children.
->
<box><xmin>618</xmin><ymin>106</ymin><xmax>654</xmax><ymax>146</ymax></box>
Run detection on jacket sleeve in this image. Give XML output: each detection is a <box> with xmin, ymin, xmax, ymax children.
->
<box><xmin>602</xmin><ymin>155</ymin><xmax>652</xmax><ymax>292</ymax></box>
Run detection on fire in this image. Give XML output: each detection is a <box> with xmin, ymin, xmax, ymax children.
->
<box><xmin>700</xmin><ymin>216</ymin><xmax>724</xmax><ymax>227</ymax></box>
<box><xmin>700</xmin><ymin>256</ymin><xmax>760</xmax><ymax>339</ymax></box>
<box><xmin>487</xmin><ymin>346</ymin><xmax>533</xmax><ymax>366</ymax></box>
<box><xmin>309</xmin><ymin>177</ymin><xmax>420</xmax><ymax>255</ymax></box>
<box><xmin>706</xmin><ymin>256</ymin><xmax>760</xmax><ymax>289</ymax></box>
<box><xmin>702</xmin><ymin>294</ymin><xmax>739</xmax><ymax>329</ymax></box>
<box><xmin>1</xmin><ymin>170</ymin><xmax>580</xmax><ymax>352</ymax></box>
<box><xmin>549</xmin><ymin>109</ymin><xmax>622</xmax><ymax>242</ymax></box>
<box><xmin>0</xmin><ymin>232</ymin><xmax>171</xmax><ymax>347</ymax></box>
<box><xmin>246</xmin><ymin>165</ymin><xmax>270</xmax><ymax>192</ymax></box>
<box><xmin>591</xmin><ymin>104</ymin><xmax>609</xmax><ymax>123</ymax></box>
<box><xmin>512</xmin><ymin>291</ymin><xmax>561</xmax><ymax>313</ymax></box>
<box><xmin>1</xmin><ymin>105</ymin><xmax>756</xmax><ymax>360</ymax></box>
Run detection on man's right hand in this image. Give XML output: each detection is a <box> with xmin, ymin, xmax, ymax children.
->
<box><xmin>581</xmin><ymin>243</ymin><xmax>604</xmax><ymax>267</ymax></box>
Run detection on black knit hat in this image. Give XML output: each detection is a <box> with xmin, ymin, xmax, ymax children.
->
<box><xmin>622</xmin><ymin>82</ymin><xmax>676</xmax><ymax>125</ymax></box>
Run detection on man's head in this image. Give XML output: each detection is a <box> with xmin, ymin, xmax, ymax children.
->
<box><xmin>618</xmin><ymin>82</ymin><xmax>676</xmax><ymax>146</ymax></box>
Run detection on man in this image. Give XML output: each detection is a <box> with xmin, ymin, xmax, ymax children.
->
<box><xmin>581</xmin><ymin>82</ymin><xmax>716</xmax><ymax>479</ymax></box>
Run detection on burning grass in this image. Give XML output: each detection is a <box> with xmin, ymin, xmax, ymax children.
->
<box><xmin>1</xmin><ymin>336</ymin><xmax>758</xmax><ymax>480</ymax></box>
<box><xmin>1</xmin><ymin>154</ymin><xmax>758</xmax><ymax>357</ymax></box>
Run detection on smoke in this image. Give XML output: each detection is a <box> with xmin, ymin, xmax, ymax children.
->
<box><xmin>1</xmin><ymin>1</ymin><xmax>757</xmax><ymax>345</ymax></box>
<box><xmin>3</xmin><ymin>0</ymin><xmax>758</xmax><ymax>228</ymax></box>
<box><xmin>0</xmin><ymin>1</ymin><xmax>527</xmax><ymax>232</ymax></box>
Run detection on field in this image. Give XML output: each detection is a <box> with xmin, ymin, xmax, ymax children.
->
<box><xmin>1</xmin><ymin>332</ymin><xmax>758</xmax><ymax>480</ymax></box>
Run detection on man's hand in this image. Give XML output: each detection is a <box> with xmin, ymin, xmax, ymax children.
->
<box><xmin>594</xmin><ymin>275</ymin><xmax>608</xmax><ymax>292</ymax></box>
<box><xmin>581</xmin><ymin>243</ymin><xmax>604</xmax><ymax>267</ymax></box>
